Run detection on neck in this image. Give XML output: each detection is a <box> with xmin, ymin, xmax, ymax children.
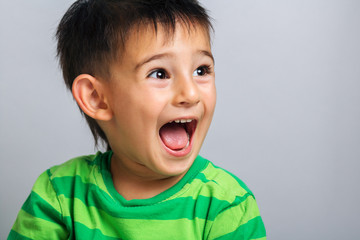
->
<box><xmin>110</xmin><ymin>155</ymin><xmax>185</xmax><ymax>200</ymax></box>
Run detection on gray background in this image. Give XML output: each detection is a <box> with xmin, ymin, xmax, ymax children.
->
<box><xmin>1</xmin><ymin>0</ymin><xmax>359</xmax><ymax>239</ymax></box>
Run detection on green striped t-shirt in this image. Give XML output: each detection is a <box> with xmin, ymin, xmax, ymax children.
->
<box><xmin>9</xmin><ymin>151</ymin><xmax>266</xmax><ymax>240</ymax></box>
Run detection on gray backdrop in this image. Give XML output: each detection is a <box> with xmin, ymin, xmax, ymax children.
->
<box><xmin>1</xmin><ymin>0</ymin><xmax>359</xmax><ymax>239</ymax></box>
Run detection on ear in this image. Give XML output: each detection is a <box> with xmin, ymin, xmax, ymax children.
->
<box><xmin>72</xmin><ymin>74</ymin><xmax>113</xmax><ymax>121</ymax></box>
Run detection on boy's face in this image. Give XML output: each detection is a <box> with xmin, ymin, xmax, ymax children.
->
<box><xmin>103</xmin><ymin>23</ymin><xmax>216</xmax><ymax>179</ymax></box>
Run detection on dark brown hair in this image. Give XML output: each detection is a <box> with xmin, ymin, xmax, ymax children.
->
<box><xmin>56</xmin><ymin>0</ymin><xmax>213</xmax><ymax>149</ymax></box>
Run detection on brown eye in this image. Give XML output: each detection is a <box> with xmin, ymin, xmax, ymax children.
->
<box><xmin>148</xmin><ymin>69</ymin><xmax>168</xmax><ymax>79</ymax></box>
<box><xmin>193</xmin><ymin>66</ymin><xmax>209</xmax><ymax>76</ymax></box>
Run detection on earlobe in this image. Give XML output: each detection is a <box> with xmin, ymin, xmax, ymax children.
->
<box><xmin>72</xmin><ymin>74</ymin><xmax>113</xmax><ymax>121</ymax></box>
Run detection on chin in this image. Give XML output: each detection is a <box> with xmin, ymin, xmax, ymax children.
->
<box><xmin>155</xmin><ymin>153</ymin><xmax>196</xmax><ymax>177</ymax></box>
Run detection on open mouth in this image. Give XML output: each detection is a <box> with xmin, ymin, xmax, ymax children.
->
<box><xmin>159</xmin><ymin>119</ymin><xmax>197</xmax><ymax>152</ymax></box>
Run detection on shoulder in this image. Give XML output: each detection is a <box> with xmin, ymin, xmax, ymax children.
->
<box><xmin>196</xmin><ymin>156</ymin><xmax>254</xmax><ymax>200</ymax></box>
<box><xmin>47</xmin><ymin>151</ymin><xmax>104</xmax><ymax>179</ymax></box>
<box><xmin>196</xmin><ymin>157</ymin><xmax>267</xmax><ymax>239</ymax></box>
<box><xmin>9</xmin><ymin>154</ymin><xmax>108</xmax><ymax>239</ymax></box>
<box><xmin>31</xmin><ymin>151</ymin><xmax>110</xmax><ymax>196</ymax></box>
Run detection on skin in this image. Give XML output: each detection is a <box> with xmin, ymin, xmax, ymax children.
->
<box><xmin>73</xmin><ymin>23</ymin><xmax>216</xmax><ymax>200</ymax></box>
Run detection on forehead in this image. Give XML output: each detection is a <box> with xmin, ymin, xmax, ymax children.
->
<box><xmin>120</xmin><ymin>22</ymin><xmax>211</xmax><ymax>62</ymax></box>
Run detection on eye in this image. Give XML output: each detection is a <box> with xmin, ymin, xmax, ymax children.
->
<box><xmin>193</xmin><ymin>65</ymin><xmax>210</xmax><ymax>77</ymax></box>
<box><xmin>148</xmin><ymin>69</ymin><xmax>169</xmax><ymax>79</ymax></box>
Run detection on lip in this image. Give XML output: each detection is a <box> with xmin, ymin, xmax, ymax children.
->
<box><xmin>159</xmin><ymin>117</ymin><xmax>198</xmax><ymax>157</ymax></box>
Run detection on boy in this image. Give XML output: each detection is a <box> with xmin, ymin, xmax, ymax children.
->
<box><xmin>9</xmin><ymin>0</ymin><xmax>266</xmax><ymax>239</ymax></box>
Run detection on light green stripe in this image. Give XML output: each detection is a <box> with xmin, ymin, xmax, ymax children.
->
<box><xmin>195</xmin><ymin>172</ymin><xmax>217</xmax><ymax>184</ymax></box>
<box><xmin>21</xmin><ymin>191</ymin><xmax>62</xmax><ymax>225</ymax></box>
<box><xmin>60</xmin><ymin>197</ymin><xmax>207</xmax><ymax>239</ymax></box>
<box><xmin>52</xmin><ymin>174</ymin><xmax>240</xmax><ymax>221</ymax></box>
<box><xmin>173</xmin><ymin>178</ymin><xmax>239</xmax><ymax>203</ymax></box>
<box><xmin>172</xmin><ymin>163</ymin><xmax>252</xmax><ymax>204</ymax></box>
<box><xmin>49</xmin><ymin>156</ymin><xmax>94</xmax><ymax>178</ymax></box>
<box><xmin>57</xmin><ymin>179</ymin><xmax>232</xmax><ymax>220</ymax></box>
<box><xmin>101</xmin><ymin>153</ymin><xmax>208</xmax><ymax>207</ymax></box>
<box><xmin>51</xmin><ymin>173</ymin><xmax>115</xmax><ymax>208</ymax></box>
<box><xmin>210</xmin><ymin>163</ymin><xmax>253</xmax><ymax>195</ymax></box>
<box><xmin>213</xmin><ymin>216</ymin><xmax>266</xmax><ymax>240</ymax></box>
<box><xmin>30</xmin><ymin>171</ymin><xmax>62</xmax><ymax>214</ymax></box>
<box><xmin>52</xmin><ymin>175</ymin><xmax>118</xmax><ymax>214</ymax></box>
<box><xmin>48</xmin><ymin>154</ymin><xmax>112</xmax><ymax>198</ymax></box>
<box><xmin>207</xmin><ymin>195</ymin><xmax>263</xmax><ymax>239</ymax></box>
<box><xmin>73</xmin><ymin>222</ymin><xmax>120</xmax><ymax>240</ymax></box>
<box><xmin>11</xmin><ymin>209</ymin><xmax>68</xmax><ymax>240</ymax></box>
<box><xmin>203</xmin><ymin>163</ymin><xmax>251</xmax><ymax>195</ymax></box>
<box><xmin>19</xmin><ymin>190</ymin><xmax>74</xmax><ymax>237</ymax></box>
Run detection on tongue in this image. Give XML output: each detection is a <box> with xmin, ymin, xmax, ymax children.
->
<box><xmin>159</xmin><ymin>123</ymin><xmax>188</xmax><ymax>150</ymax></box>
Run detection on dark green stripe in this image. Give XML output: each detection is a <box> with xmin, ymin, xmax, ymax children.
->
<box><xmin>73</xmin><ymin>222</ymin><xmax>121</xmax><ymax>240</ymax></box>
<box><xmin>213</xmin><ymin>216</ymin><xmax>266</xmax><ymax>240</ymax></box>
<box><xmin>101</xmin><ymin>153</ymin><xmax>209</xmax><ymax>207</ymax></box>
<box><xmin>21</xmin><ymin>191</ymin><xmax>63</xmax><ymax>226</ymax></box>
<box><xmin>218</xmin><ymin>193</ymin><xmax>253</xmax><ymax>215</ymax></box>
<box><xmin>194</xmin><ymin>172</ymin><xmax>218</xmax><ymax>184</ymax></box>
<box><xmin>7</xmin><ymin>230</ymin><xmax>33</xmax><ymax>240</ymax></box>
<box><xmin>51</xmin><ymin>175</ymin><xmax>251</xmax><ymax>221</ymax></box>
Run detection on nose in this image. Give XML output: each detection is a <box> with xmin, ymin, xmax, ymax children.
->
<box><xmin>172</xmin><ymin>74</ymin><xmax>200</xmax><ymax>107</ymax></box>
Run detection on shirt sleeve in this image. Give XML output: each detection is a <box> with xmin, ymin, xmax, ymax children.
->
<box><xmin>207</xmin><ymin>193</ymin><xmax>266</xmax><ymax>240</ymax></box>
<box><xmin>8</xmin><ymin>170</ymin><xmax>69</xmax><ymax>240</ymax></box>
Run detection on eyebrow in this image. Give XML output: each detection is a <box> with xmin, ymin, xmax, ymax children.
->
<box><xmin>134</xmin><ymin>50</ymin><xmax>215</xmax><ymax>71</ymax></box>
<box><xmin>200</xmin><ymin>50</ymin><xmax>215</xmax><ymax>65</ymax></box>
<box><xmin>135</xmin><ymin>53</ymin><xmax>171</xmax><ymax>71</ymax></box>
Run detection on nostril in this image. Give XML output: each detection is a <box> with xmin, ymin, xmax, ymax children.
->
<box><xmin>178</xmin><ymin>99</ymin><xmax>199</xmax><ymax>106</ymax></box>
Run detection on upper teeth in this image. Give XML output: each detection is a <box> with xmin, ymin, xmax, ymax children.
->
<box><xmin>170</xmin><ymin>119</ymin><xmax>193</xmax><ymax>123</ymax></box>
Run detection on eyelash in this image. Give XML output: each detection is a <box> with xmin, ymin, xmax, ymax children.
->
<box><xmin>194</xmin><ymin>65</ymin><xmax>212</xmax><ymax>76</ymax></box>
<box><xmin>147</xmin><ymin>65</ymin><xmax>212</xmax><ymax>79</ymax></box>
<box><xmin>147</xmin><ymin>69</ymin><xmax>169</xmax><ymax>79</ymax></box>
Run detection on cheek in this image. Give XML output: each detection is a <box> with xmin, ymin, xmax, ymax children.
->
<box><xmin>112</xmin><ymin>84</ymin><xmax>165</xmax><ymax>113</ymax></box>
<box><xmin>138</xmin><ymin>87</ymin><xmax>171</xmax><ymax>111</ymax></box>
<box><xmin>126</xmin><ymin>89</ymin><xmax>170</xmax><ymax>132</ymax></box>
<box><xmin>202</xmin><ymin>85</ymin><xmax>217</xmax><ymax>114</ymax></box>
